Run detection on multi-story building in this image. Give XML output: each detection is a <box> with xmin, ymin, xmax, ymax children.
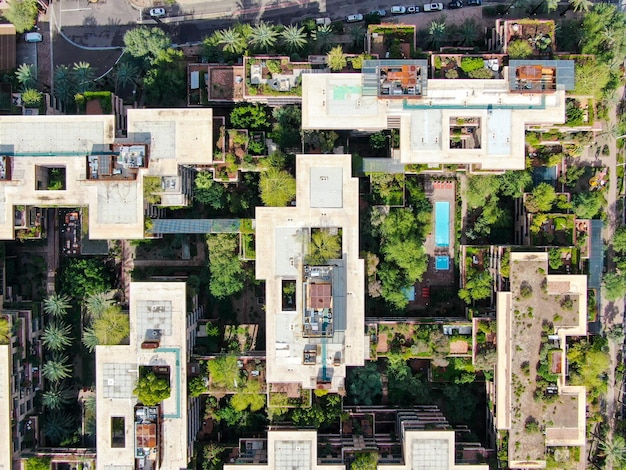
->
<box><xmin>301</xmin><ymin>59</ymin><xmax>574</xmax><ymax>172</ymax></box>
<box><xmin>0</xmin><ymin>308</ymin><xmax>44</xmax><ymax>469</ymax></box>
<box><xmin>255</xmin><ymin>154</ymin><xmax>366</xmax><ymax>394</ymax></box>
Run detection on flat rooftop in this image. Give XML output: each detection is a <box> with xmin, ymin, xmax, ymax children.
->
<box><xmin>302</xmin><ymin>60</ymin><xmax>572</xmax><ymax>171</ymax></box>
<box><xmin>0</xmin><ymin>109</ymin><xmax>213</xmax><ymax>240</ymax></box>
<box><xmin>255</xmin><ymin>155</ymin><xmax>366</xmax><ymax>392</ymax></box>
<box><xmin>95</xmin><ymin>282</ymin><xmax>188</xmax><ymax>470</ymax></box>
<box><xmin>496</xmin><ymin>252</ymin><xmax>586</xmax><ymax>469</ymax></box>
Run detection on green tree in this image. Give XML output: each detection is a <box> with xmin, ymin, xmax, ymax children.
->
<box><xmin>508</xmin><ymin>39</ymin><xmax>533</xmax><ymax>59</ymax></box>
<box><xmin>281</xmin><ymin>24</ymin><xmax>308</xmax><ymax>52</ymax></box>
<box><xmin>207</xmin><ymin>355</ymin><xmax>240</xmax><ymax>389</ymax></box>
<box><xmin>25</xmin><ymin>457</ymin><xmax>52</xmax><ymax>470</ymax></box>
<box><xmin>466</xmin><ymin>175</ymin><xmax>500</xmax><ymax>209</ymax></box>
<box><xmin>43</xmin><ymin>293</ymin><xmax>72</xmax><ymax>318</ymax></box>
<box><xmin>456</xmin><ymin>18</ymin><xmax>480</xmax><ymax>46</ymax></box>
<box><xmin>134</xmin><ymin>370</ymin><xmax>171</xmax><ymax>405</ymax></box>
<box><xmin>81</xmin><ymin>327</ymin><xmax>98</xmax><ymax>353</ymax></box>
<box><xmin>22</xmin><ymin>88</ymin><xmax>42</xmax><ymax>108</ymax></box>
<box><xmin>271</xmin><ymin>106</ymin><xmax>302</xmax><ymax>151</ymax></box>
<box><xmin>581</xmin><ymin>5</ymin><xmax>626</xmax><ymax>63</ymax></box>
<box><xmin>231</xmin><ymin>379</ymin><xmax>266</xmax><ymax>412</ymax></box>
<box><xmin>604</xmin><ymin>273</ymin><xmax>626</xmax><ymax>301</ymax></box>
<box><xmin>313</xmin><ymin>24</ymin><xmax>335</xmax><ymax>53</ymax></box>
<box><xmin>143</xmin><ymin>48</ymin><xmax>186</xmax><ymax>106</ymax></box>
<box><xmin>113</xmin><ymin>61</ymin><xmax>139</xmax><ymax>94</ymax></box>
<box><xmin>259</xmin><ymin>167</ymin><xmax>296</xmax><ymax>207</ymax></box>
<box><xmin>42</xmin><ymin>322</ymin><xmax>73</xmax><ymax>352</ymax></box>
<box><xmin>249</xmin><ymin>22</ymin><xmax>278</xmax><ymax>52</ymax></box>
<box><xmin>85</xmin><ymin>290</ymin><xmax>115</xmax><ymax>321</ymax></box>
<box><xmin>194</xmin><ymin>171</ymin><xmax>226</xmax><ymax>209</ymax></box>
<box><xmin>498</xmin><ymin>170</ymin><xmax>532</xmax><ymax>198</ymax></box>
<box><xmin>42</xmin><ymin>383</ymin><xmax>73</xmax><ymax>410</ymax></box>
<box><xmin>573</xmin><ymin>191</ymin><xmax>604</xmax><ymax>219</ymax></box>
<box><xmin>0</xmin><ymin>317</ymin><xmax>9</xmax><ymax>345</ymax></box>
<box><xmin>202</xmin><ymin>443</ymin><xmax>226</xmax><ymax>470</ymax></box>
<box><xmin>347</xmin><ymin>362</ymin><xmax>382</xmax><ymax>405</ymax></box>
<box><xmin>15</xmin><ymin>63</ymin><xmax>37</xmax><ymax>90</ymax></box>
<box><xmin>348</xmin><ymin>26</ymin><xmax>366</xmax><ymax>51</ymax></box>
<box><xmin>60</xmin><ymin>258</ymin><xmax>111</xmax><ymax>300</ymax></box>
<box><xmin>215</xmin><ymin>27</ymin><xmax>247</xmax><ymax>54</ymax></box>
<box><xmin>459</xmin><ymin>270</ymin><xmax>493</xmax><ymax>304</ymax></box>
<box><xmin>123</xmin><ymin>27</ymin><xmax>172</xmax><ymax>63</ymax></box>
<box><xmin>42</xmin><ymin>353</ymin><xmax>72</xmax><ymax>382</ymax></box>
<box><xmin>91</xmin><ymin>306</ymin><xmax>129</xmax><ymax>346</ymax></box>
<box><xmin>351</xmin><ymin>451</ymin><xmax>379</xmax><ymax>470</ymax></box>
<box><xmin>573</xmin><ymin>60</ymin><xmax>611</xmax><ymax>98</ymax></box>
<box><xmin>548</xmin><ymin>248</ymin><xmax>563</xmax><ymax>270</ymax></box>
<box><xmin>307</xmin><ymin>229</ymin><xmax>341</xmax><ymax>265</ymax></box>
<box><xmin>230</xmin><ymin>103</ymin><xmax>270</xmax><ymax>130</ymax></box>
<box><xmin>188</xmin><ymin>376</ymin><xmax>207</xmax><ymax>398</ymax></box>
<box><xmin>613</xmin><ymin>227</ymin><xmax>626</xmax><ymax>254</ymax></box>
<box><xmin>524</xmin><ymin>183</ymin><xmax>556</xmax><ymax>213</ymax></box>
<box><xmin>3</xmin><ymin>0</ymin><xmax>38</xmax><ymax>33</ymax></box>
<box><xmin>326</xmin><ymin>45</ymin><xmax>347</xmax><ymax>72</ymax></box>
<box><xmin>600</xmin><ymin>436</ymin><xmax>626</xmax><ymax>468</ymax></box>
<box><xmin>42</xmin><ymin>411</ymin><xmax>74</xmax><ymax>445</ymax></box>
<box><xmin>429</xmin><ymin>20</ymin><xmax>447</xmax><ymax>50</ymax></box>
<box><xmin>53</xmin><ymin>65</ymin><xmax>76</xmax><ymax>107</ymax></box>
<box><xmin>72</xmin><ymin>62</ymin><xmax>94</xmax><ymax>94</ymax></box>
<box><xmin>207</xmin><ymin>234</ymin><xmax>246</xmax><ymax>299</ymax></box>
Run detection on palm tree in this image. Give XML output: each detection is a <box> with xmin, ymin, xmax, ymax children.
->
<box><xmin>429</xmin><ymin>20</ymin><xmax>448</xmax><ymax>50</ymax></box>
<box><xmin>313</xmin><ymin>25</ymin><xmax>335</xmax><ymax>53</ymax></box>
<box><xmin>456</xmin><ymin>18</ymin><xmax>480</xmax><ymax>46</ymax></box>
<box><xmin>281</xmin><ymin>24</ymin><xmax>307</xmax><ymax>52</ymax></box>
<box><xmin>348</xmin><ymin>26</ymin><xmax>366</xmax><ymax>51</ymax></box>
<box><xmin>85</xmin><ymin>290</ymin><xmax>115</xmax><ymax>322</ymax></box>
<box><xmin>307</xmin><ymin>229</ymin><xmax>341</xmax><ymax>265</ymax></box>
<box><xmin>82</xmin><ymin>327</ymin><xmax>98</xmax><ymax>353</ymax></box>
<box><xmin>42</xmin><ymin>353</ymin><xmax>72</xmax><ymax>382</ymax></box>
<box><xmin>42</xmin><ymin>383</ymin><xmax>74</xmax><ymax>410</ymax></box>
<box><xmin>42</xmin><ymin>322</ymin><xmax>73</xmax><ymax>352</ymax></box>
<box><xmin>326</xmin><ymin>45</ymin><xmax>347</xmax><ymax>72</ymax></box>
<box><xmin>15</xmin><ymin>63</ymin><xmax>37</xmax><ymax>90</ymax></box>
<box><xmin>600</xmin><ymin>436</ymin><xmax>626</xmax><ymax>467</ymax></box>
<box><xmin>73</xmin><ymin>62</ymin><xmax>94</xmax><ymax>94</ymax></box>
<box><xmin>0</xmin><ymin>317</ymin><xmax>10</xmax><ymax>345</ymax></box>
<box><xmin>560</xmin><ymin>0</ymin><xmax>591</xmax><ymax>15</ymax></box>
<box><xmin>53</xmin><ymin>65</ymin><xmax>75</xmax><ymax>108</ymax></box>
<box><xmin>43</xmin><ymin>293</ymin><xmax>72</xmax><ymax>318</ymax></box>
<box><xmin>113</xmin><ymin>61</ymin><xmax>139</xmax><ymax>94</ymax></box>
<box><xmin>249</xmin><ymin>22</ymin><xmax>278</xmax><ymax>52</ymax></box>
<box><xmin>43</xmin><ymin>411</ymin><xmax>74</xmax><ymax>445</ymax></box>
<box><xmin>215</xmin><ymin>27</ymin><xmax>247</xmax><ymax>54</ymax></box>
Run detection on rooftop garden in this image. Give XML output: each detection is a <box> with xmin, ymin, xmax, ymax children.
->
<box><xmin>433</xmin><ymin>55</ymin><xmax>502</xmax><ymax>80</ymax></box>
<box><xmin>245</xmin><ymin>57</ymin><xmax>308</xmax><ymax>97</ymax></box>
<box><xmin>503</xmin><ymin>19</ymin><xmax>556</xmax><ymax>58</ymax></box>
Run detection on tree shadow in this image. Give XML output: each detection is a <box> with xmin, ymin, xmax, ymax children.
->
<box><xmin>83</xmin><ymin>16</ymin><xmax>98</xmax><ymax>27</ymax></box>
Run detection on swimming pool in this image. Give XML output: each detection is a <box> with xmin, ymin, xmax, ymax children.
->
<box><xmin>435</xmin><ymin>201</ymin><xmax>450</xmax><ymax>247</ymax></box>
<box><xmin>435</xmin><ymin>256</ymin><xmax>450</xmax><ymax>271</ymax></box>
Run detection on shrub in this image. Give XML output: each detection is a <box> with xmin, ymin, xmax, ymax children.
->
<box><xmin>468</xmin><ymin>68</ymin><xmax>493</xmax><ymax>79</ymax></box>
<box><xmin>508</xmin><ymin>40</ymin><xmax>533</xmax><ymax>59</ymax></box>
<box><xmin>445</xmin><ymin>69</ymin><xmax>459</xmax><ymax>79</ymax></box>
<box><xmin>434</xmin><ymin>56</ymin><xmax>442</xmax><ymax>69</ymax></box>
<box><xmin>460</xmin><ymin>57</ymin><xmax>484</xmax><ymax>73</ymax></box>
<box><xmin>520</xmin><ymin>281</ymin><xmax>532</xmax><ymax>299</ymax></box>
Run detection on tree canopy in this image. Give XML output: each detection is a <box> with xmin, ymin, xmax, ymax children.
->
<box><xmin>91</xmin><ymin>305</ymin><xmax>130</xmax><ymax>346</ymax></box>
<box><xmin>259</xmin><ymin>167</ymin><xmax>296</xmax><ymax>207</ymax></box>
<box><xmin>207</xmin><ymin>355</ymin><xmax>240</xmax><ymax>389</ymax></box>
<box><xmin>60</xmin><ymin>258</ymin><xmax>112</xmax><ymax>300</ymax></box>
<box><xmin>3</xmin><ymin>0</ymin><xmax>38</xmax><ymax>33</ymax></box>
<box><xmin>207</xmin><ymin>234</ymin><xmax>246</xmax><ymax>299</ymax></box>
<box><xmin>351</xmin><ymin>452</ymin><xmax>379</xmax><ymax>470</ymax></box>
<box><xmin>230</xmin><ymin>379</ymin><xmax>265</xmax><ymax>412</ymax></box>
<box><xmin>123</xmin><ymin>27</ymin><xmax>172</xmax><ymax>63</ymax></box>
<box><xmin>134</xmin><ymin>370</ymin><xmax>171</xmax><ymax>406</ymax></box>
<box><xmin>194</xmin><ymin>171</ymin><xmax>226</xmax><ymax>209</ymax></box>
<box><xmin>230</xmin><ymin>104</ymin><xmax>270</xmax><ymax>130</ymax></box>
<box><xmin>347</xmin><ymin>362</ymin><xmax>382</xmax><ymax>405</ymax></box>
<box><xmin>524</xmin><ymin>183</ymin><xmax>556</xmax><ymax>213</ymax></box>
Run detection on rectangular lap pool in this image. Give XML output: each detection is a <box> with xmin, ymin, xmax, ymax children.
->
<box><xmin>435</xmin><ymin>201</ymin><xmax>450</xmax><ymax>247</ymax></box>
<box><xmin>435</xmin><ymin>256</ymin><xmax>450</xmax><ymax>271</ymax></box>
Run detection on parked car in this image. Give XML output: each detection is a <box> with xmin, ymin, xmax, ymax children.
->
<box><xmin>407</xmin><ymin>5</ymin><xmax>420</xmax><ymax>13</ymax></box>
<box><xmin>24</xmin><ymin>32</ymin><xmax>42</xmax><ymax>43</ymax></box>
<box><xmin>448</xmin><ymin>0</ymin><xmax>463</xmax><ymax>8</ymax></box>
<box><xmin>345</xmin><ymin>13</ymin><xmax>364</xmax><ymax>22</ymax></box>
<box><xmin>369</xmin><ymin>9</ymin><xmax>387</xmax><ymax>16</ymax></box>
<box><xmin>315</xmin><ymin>17</ymin><xmax>331</xmax><ymax>26</ymax></box>
<box><xmin>466</xmin><ymin>0</ymin><xmax>482</xmax><ymax>5</ymax></box>
<box><xmin>422</xmin><ymin>2</ymin><xmax>444</xmax><ymax>11</ymax></box>
<box><xmin>390</xmin><ymin>5</ymin><xmax>407</xmax><ymax>13</ymax></box>
<box><xmin>149</xmin><ymin>7</ymin><xmax>166</xmax><ymax>17</ymax></box>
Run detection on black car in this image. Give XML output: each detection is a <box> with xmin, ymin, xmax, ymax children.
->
<box><xmin>466</xmin><ymin>0</ymin><xmax>482</xmax><ymax>5</ymax></box>
<box><xmin>448</xmin><ymin>0</ymin><xmax>463</xmax><ymax>8</ymax></box>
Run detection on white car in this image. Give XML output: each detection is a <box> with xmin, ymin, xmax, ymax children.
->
<box><xmin>423</xmin><ymin>2</ymin><xmax>444</xmax><ymax>11</ymax></box>
<box><xmin>390</xmin><ymin>6</ymin><xmax>407</xmax><ymax>13</ymax></box>
<box><xmin>407</xmin><ymin>5</ymin><xmax>420</xmax><ymax>12</ymax></box>
<box><xmin>149</xmin><ymin>7</ymin><xmax>166</xmax><ymax>17</ymax></box>
<box><xmin>24</xmin><ymin>32</ymin><xmax>43</xmax><ymax>43</ymax></box>
<box><xmin>345</xmin><ymin>13</ymin><xmax>364</xmax><ymax>22</ymax></box>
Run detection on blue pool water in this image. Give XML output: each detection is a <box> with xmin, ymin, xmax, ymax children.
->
<box><xmin>435</xmin><ymin>201</ymin><xmax>450</xmax><ymax>247</ymax></box>
<box><xmin>435</xmin><ymin>256</ymin><xmax>450</xmax><ymax>271</ymax></box>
